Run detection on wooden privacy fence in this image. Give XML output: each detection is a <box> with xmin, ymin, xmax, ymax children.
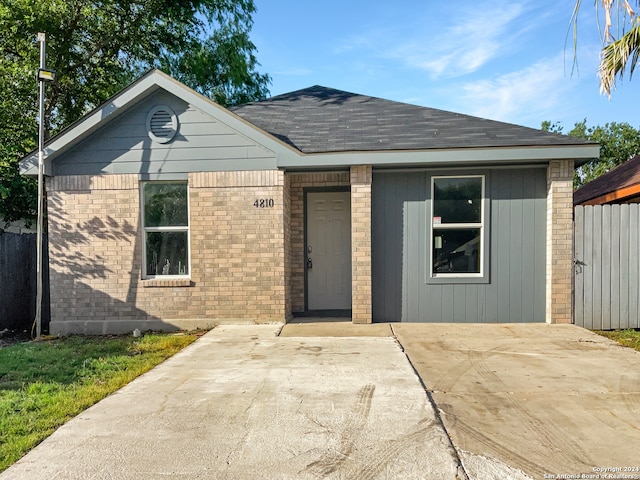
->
<box><xmin>574</xmin><ymin>204</ymin><xmax>640</xmax><ymax>330</ymax></box>
<box><xmin>0</xmin><ymin>232</ymin><xmax>49</xmax><ymax>332</ymax></box>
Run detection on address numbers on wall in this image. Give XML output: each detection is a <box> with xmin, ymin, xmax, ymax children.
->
<box><xmin>253</xmin><ymin>199</ymin><xmax>275</xmax><ymax>208</ymax></box>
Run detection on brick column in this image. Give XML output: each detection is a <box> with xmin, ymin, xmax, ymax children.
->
<box><xmin>351</xmin><ymin>165</ymin><xmax>372</xmax><ymax>324</ymax></box>
<box><xmin>546</xmin><ymin>159</ymin><xmax>574</xmax><ymax>324</ymax></box>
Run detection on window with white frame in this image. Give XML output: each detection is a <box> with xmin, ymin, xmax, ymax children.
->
<box><xmin>142</xmin><ymin>182</ymin><xmax>189</xmax><ymax>277</ymax></box>
<box><xmin>431</xmin><ymin>175</ymin><xmax>484</xmax><ymax>277</ymax></box>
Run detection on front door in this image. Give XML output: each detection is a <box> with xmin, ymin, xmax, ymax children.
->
<box><xmin>306</xmin><ymin>191</ymin><xmax>351</xmax><ymax>310</ymax></box>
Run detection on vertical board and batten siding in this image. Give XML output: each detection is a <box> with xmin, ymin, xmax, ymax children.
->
<box><xmin>574</xmin><ymin>204</ymin><xmax>640</xmax><ymax>330</ymax></box>
<box><xmin>372</xmin><ymin>168</ymin><xmax>547</xmax><ymax>323</ymax></box>
<box><xmin>53</xmin><ymin>90</ymin><xmax>277</xmax><ymax>176</ymax></box>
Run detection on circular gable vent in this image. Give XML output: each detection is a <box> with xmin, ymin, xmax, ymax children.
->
<box><xmin>146</xmin><ymin>105</ymin><xmax>178</xmax><ymax>143</ymax></box>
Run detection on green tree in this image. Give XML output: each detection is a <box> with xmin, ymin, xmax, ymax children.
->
<box><xmin>572</xmin><ymin>1</ymin><xmax>639</xmax><ymax>96</ymax></box>
<box><xmin>0</xmin><ymin>0</ymin><xmax>270</xmax><ymax>224</ymax></box>
<box><xmin>542</xmin><ymin>120</ymin><xmax>640</xmax><ymax>188</ymax></box>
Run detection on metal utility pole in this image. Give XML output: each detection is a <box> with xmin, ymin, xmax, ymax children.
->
<box><xmin>34</xmin><ymin>32</ymin><xmax>55</xmax><ymax>338</ymax></box>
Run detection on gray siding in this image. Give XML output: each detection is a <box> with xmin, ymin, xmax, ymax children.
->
<box><xmin>54</xmin><ymin>90</ymin><xmax>277</xmax><ymax>176</ymax></box>
<box><xmin>574</xmin><ymin>204</ymin><xmax>640</xmax><ymax>330</ymax></box>
<box><xmin>372</xmin><ymin>168</ymin><xmax>547</xmax><ymax>323</ymax></box>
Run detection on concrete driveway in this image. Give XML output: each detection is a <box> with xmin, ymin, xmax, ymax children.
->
<box><xmin>2</xmin><ymin>325</ymin><xmax>473</xmax><ymax>480</ymax></box>
<box><xmin>392</xmin><ymin>323</ymin><xmax>640</xmax><ymax>479</ymax></box>
<box><xmin>2</xmin><ymin>323</ymin><xmax>639</xmax><ymax>479</ymax></box>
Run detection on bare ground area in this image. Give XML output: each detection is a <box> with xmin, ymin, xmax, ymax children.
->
<box><xmin>0</xmin><ymin>329</ymin><xmax>32</xmax><ymax>348</ymax></box>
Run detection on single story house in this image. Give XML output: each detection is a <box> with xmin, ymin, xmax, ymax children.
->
<box><xmin>20</xmin><ymin>70</ymin><xmax>599</xmax><ymax>334</ymax></box>
<box><xmin>574</xmin><ymin>155</ymin><xmax>640</xmax><ymax>205</ymax></box>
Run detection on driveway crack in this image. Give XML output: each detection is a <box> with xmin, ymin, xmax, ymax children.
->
<box><xmin>390</xmin><ymin>324</ymin><xmax>470</xmax><ymax>480</ymax></box>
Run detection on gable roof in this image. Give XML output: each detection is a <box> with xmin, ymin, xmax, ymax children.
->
<box><xmin>19</xmin><ymin>69</ymin><xmax>300</xmax><ymax>176</ymax></box>
<box><xmin>574</xmin><ymin>155</ymin><xmax>640</xmax><ymax>205</ymax></box>
<box><xmin>231</xmin><ymin>85</ymin><xmax>593</xmax><ymax>154</ymax></box>
<box><xmin>20</xmin><ymin>71</ymin><xmax>600</xmax><ymax>176</ymax></box>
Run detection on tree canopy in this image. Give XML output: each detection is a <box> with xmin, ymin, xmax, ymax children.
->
<box><xmin>0</xmin><ymin>0</ymin><xmax>270</xmax><ymax>224</ymax></box>
<box><xmin>542</xmin><ymin>119</ymin><xmax>640</xmax><ymax>188</ymax></box>
<box><xmin>572</xmin><ymin>0</ymin><xmax>640</xmax><ymax>96</ymax></box>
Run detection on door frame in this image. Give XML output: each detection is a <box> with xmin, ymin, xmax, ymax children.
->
<box><xmin>303</xmin><ymin>186</ymin><xmax>352</xmax><ymax>316</ymax></box>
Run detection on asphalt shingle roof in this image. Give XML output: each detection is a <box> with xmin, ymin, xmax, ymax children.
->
<box><xmin>230</xmin><ymin>85</ymin><xmax>591</xmax><ymax>154</ymax></box>
<box><xmin>573</xmin><ymin>155</ymin><xmax>640</xmax><ymax>205</ymax></box>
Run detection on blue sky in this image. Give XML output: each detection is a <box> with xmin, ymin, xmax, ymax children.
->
<box><xmin>250</xmin><ymin>0</ymin><xmax>639</xmax><ymax>130</ymax></box>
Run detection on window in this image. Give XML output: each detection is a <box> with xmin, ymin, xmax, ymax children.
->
<box><xmin>142</xmin><ymin>182</ymin><xmax>189</xmax><ymax>277</ymax></box>
<box><xmin>431</xmin><ymin>175</ymin><xmax>484</xmax><ymax>277</ymax></box>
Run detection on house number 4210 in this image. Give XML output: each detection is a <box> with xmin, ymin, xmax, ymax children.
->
<box><xmin>254</xmin><ymin>198</ymin><xmax>275</xmax><ymax>208</ymax></box>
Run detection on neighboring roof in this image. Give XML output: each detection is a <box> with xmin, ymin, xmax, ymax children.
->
<box><xmin>231</xmin><ymin>85</ymin><xmax>594</xmax><ymax>154</ymax></box>
<box><xmin>574</xmin><ymin>155</ymin><xmax>640</xmax><ymax>205</ymax></box>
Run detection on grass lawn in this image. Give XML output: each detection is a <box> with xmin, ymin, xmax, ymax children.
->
<box><xmin>0</xmin><ymin>332</ymin><xmax>199</xmax><ymax>473</ymax></box>
<box><xmin>596</xmin><ymin>329</ymin><xmax>640</xmax><ymax>352</ymax></box>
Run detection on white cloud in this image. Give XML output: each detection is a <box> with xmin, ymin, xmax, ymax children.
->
<box><xmin>386</xmin><ymin>1</ymin><xmax>529</xmax><ymax>78</ymax></box>
<box><xmin>451</xmin><ymin>53</ymin><xmax>578</xmax><ymax>126</ymax></box>
<box><xmin>331</xmin><ymin>1</ymin><xmax>536</xmax><ymax>79</ymax></box>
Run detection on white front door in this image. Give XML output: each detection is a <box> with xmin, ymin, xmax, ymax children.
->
<box><xmin>306</xmin><ymin>191</ymin><xmax>352</xmax><ymax>310</ymax></box>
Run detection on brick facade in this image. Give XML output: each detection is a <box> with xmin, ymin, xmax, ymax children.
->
<box><xmin>283</xmin><ymin>174</ymin><xmax>293</xmax><ymax>320</ymax></box>
<box><xmin>546</xmin><ymin>159</ymin><xmax>575</xmax><ymax>324</ymax></box>
<box><xmin>350</xmin><ymin>166</ymin><xmax>373</xmax><ymax>323</ymax></box>
<box><xmin>47</xmin><ymin>172</ymin><xmax>287</xmax><ymax>334</ymax></box>
<box><xmin>189</xmin><ymin>171</ymin><xmax>287</xmax><ymax>323</ymax></box>
<box><xmin>47</xmin><ymin>169</ymin><xmax>376</xmax><ymax>334</ymax></box>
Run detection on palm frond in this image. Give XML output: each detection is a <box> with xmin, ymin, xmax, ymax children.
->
<box><xmin>599</xmin><ymin>23</ymin><xmax>640</xmax><ymax>96</ymax></box>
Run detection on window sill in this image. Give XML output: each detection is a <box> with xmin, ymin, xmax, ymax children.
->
<box><xmin>427</xmin><ymin>274</ymin><xmax>489</xmax><ymax>285</ymax></box>
<box><xmin>142</xmin><ymin>278</ymin><xmax>193</xmax><ymax>288</ymax></box>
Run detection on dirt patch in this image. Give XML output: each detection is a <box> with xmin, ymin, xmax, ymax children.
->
<box><xmin>0</xmin><ymin>328</ymin><xmax>33</xmax><ymax>348</ymax></box>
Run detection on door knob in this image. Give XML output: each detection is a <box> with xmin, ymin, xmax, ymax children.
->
<box><xmin>307</xmin><ymin>258</ymin><xmax>313</xmax><ymax>269</ymax></box>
